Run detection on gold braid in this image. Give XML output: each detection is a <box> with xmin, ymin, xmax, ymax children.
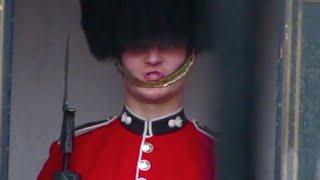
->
<box><xmin>115</xmin><ymin>54</ymin><xmax>195</xmax><ymax>88</ymax></box>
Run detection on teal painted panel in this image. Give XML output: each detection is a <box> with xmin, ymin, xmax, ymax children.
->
<box><xmin>299</xmin><ymin>4</ymin><xmax>320</xmax><ymax>180</ymax></box>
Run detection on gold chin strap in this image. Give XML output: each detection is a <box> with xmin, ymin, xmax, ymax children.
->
<box><xmin>115</xmin><ymin>54</ymin><xmax>195</xmax><ymax>88</ymax></box>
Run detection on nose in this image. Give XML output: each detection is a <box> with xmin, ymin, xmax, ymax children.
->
<box><xmin>144</xmin><ymin>47</ymin><xmax>162</xmax><ymax>66</ymax></box>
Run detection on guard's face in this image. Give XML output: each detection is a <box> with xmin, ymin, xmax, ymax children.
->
<box><xmin>121</xmin><ymin>44</ymin><xmax>187</xmax><ymax>103</ymax></box>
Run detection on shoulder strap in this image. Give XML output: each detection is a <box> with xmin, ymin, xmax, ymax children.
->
<box><xmin>192</xmin><ymin>120</ymin><xmax>219</xmax><ymax>140</ymax></box>
<box><xmin>74</xmin><ymin>116</ymin><xmax>116</xmax><ymax>137</ymax></box>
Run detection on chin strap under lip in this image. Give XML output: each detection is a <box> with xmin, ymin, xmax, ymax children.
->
<box><xmin>115</xmin><ymin>53</ymin><xmax>195</xmax><ymax>88</ymax></box>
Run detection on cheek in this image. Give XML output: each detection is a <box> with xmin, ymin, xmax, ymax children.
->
<box><xmin>121</xmin><ymin>57</ymin><xmax>131</xmax><ymax>69</ymax></box>
<box><xmin>166</xmin><ymin>59</ymin><xmax>185</xmax><ymax>73</ymax></box>
<box><xmin>121</xmin><ymin>58</ymin><xmax>141</xmax><ymax>74</ymax></box>
<box><xmin>121</xmin><ymin>50</ymin><xmax>145</xmax><ymax>70</ymax></box>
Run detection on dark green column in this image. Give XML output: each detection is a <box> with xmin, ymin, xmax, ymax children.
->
<box><xmin>275</xmin><ymin>0</ymin><xmax>320</xmax><ymax>180</ymax></box>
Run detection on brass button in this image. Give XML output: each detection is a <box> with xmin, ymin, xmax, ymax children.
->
<box><xmin>138</xmin><ymin>160</ymin><xmax>151</xmax><ymax>171</ymax></box>
<box><xmin>142</xmin><ymin>142</ymin><xmax>154</xmax><ymax>153</ymax></box>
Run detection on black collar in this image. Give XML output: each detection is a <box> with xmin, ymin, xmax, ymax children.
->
<box><xmin>120</xmin><ymin>106</ymin><xmax>187</xmax><ymax>136</ymax></box>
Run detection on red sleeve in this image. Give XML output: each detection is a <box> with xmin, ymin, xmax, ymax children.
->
<box><xmin>37</xmin><ymin>142</ymin><xmax>63</xmax><ymax>180</ymax></box>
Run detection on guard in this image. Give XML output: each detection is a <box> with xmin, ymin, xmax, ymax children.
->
<box><xmin>38</xmin><ymin>0</ymin><xmax>216</xmax><ymax>179</ymax></box>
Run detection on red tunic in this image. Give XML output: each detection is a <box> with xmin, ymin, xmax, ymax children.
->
<box><xmin>38</xmin><ymin>107</ymin><xmax>216</xmax><ymax>180</ymax></box>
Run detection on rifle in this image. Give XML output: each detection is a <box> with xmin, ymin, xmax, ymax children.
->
<box><xmin>53</xmin><ymin>35</ymin><xmax>80</xmax><ymax>180</ymax></box>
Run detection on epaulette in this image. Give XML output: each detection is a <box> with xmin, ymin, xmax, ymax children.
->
<box><xmin>74</xmin><ymin>116</ymin><xmax>116</xmax><ymax>137</ymax></box>
<box><xmin>192</xmin><ymin>120</ymin><xmax>219</xmax><ymax>140</ymax></box>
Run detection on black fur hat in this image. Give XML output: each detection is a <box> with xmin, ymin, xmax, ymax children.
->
<box><xmin>80</xmin><ymin>0</ymin><xmax>213</xmax><ymax>60</ymax></box>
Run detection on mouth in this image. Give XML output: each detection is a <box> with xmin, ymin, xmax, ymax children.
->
<box><xmin>143</xmin><ymin>71</ymin><xmax>165</xmax><ymax>81</ymax></box>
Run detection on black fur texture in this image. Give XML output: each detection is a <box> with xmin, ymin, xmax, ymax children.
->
<box><xmin>80</xmin><ymin>0</ymin><xmax>213</xmax><ymax>60</ymax></box>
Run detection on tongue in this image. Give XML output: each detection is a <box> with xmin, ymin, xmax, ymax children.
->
<box><xmin>148</xmin><ymin>73</ymin><xmax>160</xmax><ymax>80</ymax></box>
<box><xmin>145</xmin><ymin>72</ymin><xmax>163</xmax><ymax>81</ymax></box>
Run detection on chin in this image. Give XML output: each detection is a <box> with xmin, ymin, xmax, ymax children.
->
<box><xmin>135</xmin><ymin>87</ymin><xmax>173</xmax><ymax>103</ymax></box>
<box><xmin>125</xmin><ymin>82</ymin><xmax>184</xmax><ymax>104</ymax></box>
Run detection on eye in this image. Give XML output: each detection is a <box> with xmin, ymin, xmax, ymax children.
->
<box><xmin>158</xmin><ymin>42</ymin><xmax>186</xmax><ymax>51</ymax></box>
<box><xmin>123</xmin><ymin>45</ymin><xmax>149</xmax><ymax>56</ymax></box>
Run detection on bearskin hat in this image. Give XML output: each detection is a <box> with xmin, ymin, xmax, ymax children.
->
<box><xmin>80</xmin><ymin>0</ymin><xmax>213</xmax><ymax>60</ymax></box>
